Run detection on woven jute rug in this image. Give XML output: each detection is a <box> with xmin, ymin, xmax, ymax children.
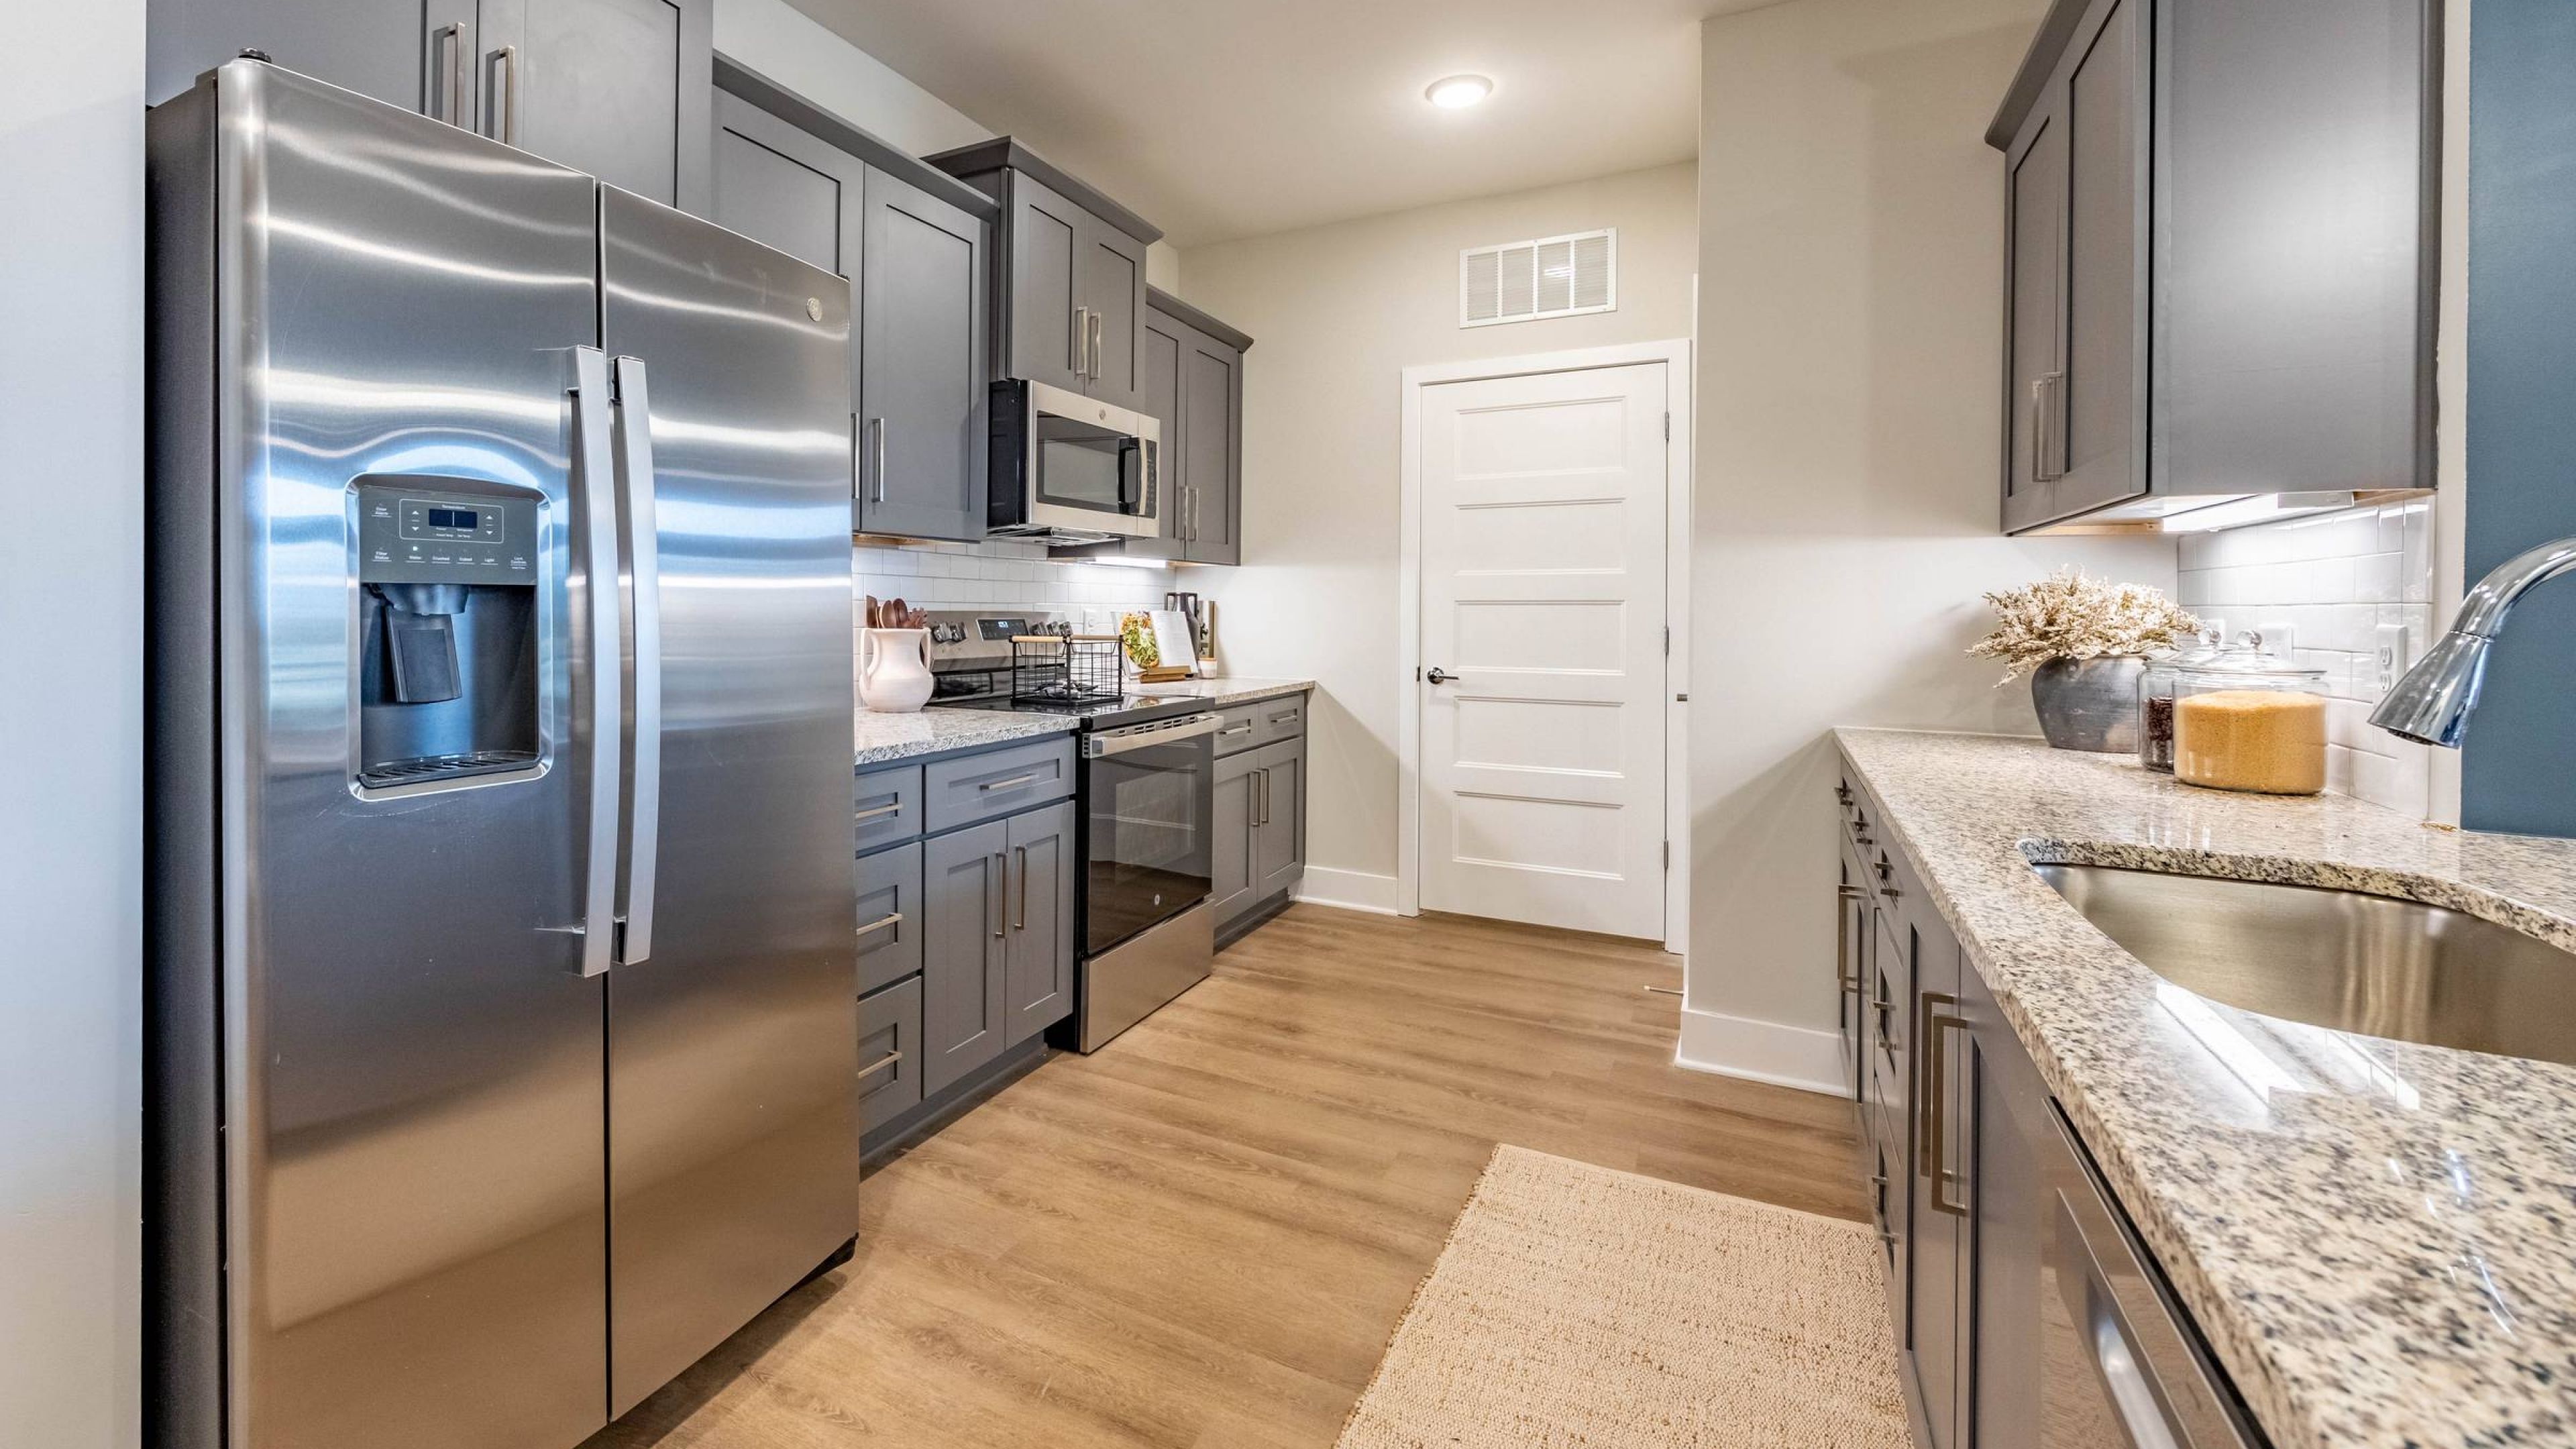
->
<box><xmin>1336</xmin><ymin>1144</ymin><xmax>1913</xmax><ymax>1449</ymax></box>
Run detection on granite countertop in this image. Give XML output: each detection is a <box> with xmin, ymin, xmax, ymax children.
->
<box><xmin>1134</xmin><ymin>674</ymin><xmax>1315</xmax><ymax>707</ymax></box>
<box><xmin>1833</xmin><ymin>729</ymin><xmax>2576</xmax><ymax>1449</ymax></box>
<box><xmin>854</xmin><ymin>710</ymin><xmax>1075</xmax><ymax>767</ymax></box>
<box><xmin>853</xmin><ymin>678</ymin><xmax>1313</xmax><ymax>767</ymax></box>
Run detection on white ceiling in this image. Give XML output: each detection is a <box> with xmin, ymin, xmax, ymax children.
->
<box><xmin>786</xmin><ymin>0</ymin><xmax>1743</xmax><ymax>248</ymax></box>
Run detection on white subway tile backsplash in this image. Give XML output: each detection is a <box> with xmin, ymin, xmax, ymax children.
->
<box><xmin>2175</xmin><ymin>498</ymin><xmax>2437</xmax><ymax>818</ymax></box>
<box><xmin>848</xmin><ymin>538</ymin><xmax>1184</xmax><ymax>651</ymax></box>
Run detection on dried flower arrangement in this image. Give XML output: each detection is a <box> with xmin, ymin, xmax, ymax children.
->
<box><xmin>1968</xmin><ymin>568</ymin><xmax>2199</xmax><ymax>683</ymax></box>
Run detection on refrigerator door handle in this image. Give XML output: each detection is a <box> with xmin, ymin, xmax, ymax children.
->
<box><xmin>572</xmin><ymin>347</ymin><xmax>623</xmax><ymax>978</ymax></box>
<box><xmin>611</xmin><ymin>354</ymin><xmax>662</xmax><ymax>965</ymax></box>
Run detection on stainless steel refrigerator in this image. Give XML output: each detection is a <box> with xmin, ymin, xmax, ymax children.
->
<box><xmin>146</xmin><ymin>60</ymin><xmax>859</xmax><ymax>1448</ymax></box>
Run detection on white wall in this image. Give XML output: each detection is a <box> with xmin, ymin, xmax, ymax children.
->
<box><xmin>1686</xmin><ymin>0</ymin><xmax>2178</xmax><ymax>1089</ymax></box>
<box><xmin>0</xmin><ymin>3</ymin><xmax>146</xmax><ymax>1445</ymax></box>
<box><xmin>1177</xmin><ymin>162</ymin><xmax>1701</xmax><ymax>906</ymax></box>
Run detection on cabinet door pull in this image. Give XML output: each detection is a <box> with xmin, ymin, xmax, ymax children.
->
<box><xmin>2031</xmin><ymin>371</ymin><xmax>2065</xmax><ymax>483</ymax></box>
<box><xmin>855</xmin><ymin>910</ymin><xmax>903</xmax><ymax>938</ymax></box>
<box><xmin>1088</xmin><ymin>311</ymin><xmax>1104</xmax><ymax>381</ymax></box>
<box><xmin>1014</xmin><ymin>844</ymin><xmax>1029</xmax><ymax>930</ymax></box>
<box><xmin>1926</xmin><ymin>1004</ymin><xmax>1971</xmax><ymax>1217</ymax></box>
<box><xmin>433</xmin><ymin>23</ymin><xmax>467</xmax><ymax>127</ymax></box>
<box><xmin>857</xmin><ymin>1049</ymin><xmax>903</xmax><ymax>1081</ymax></box>
<box><xmin>1073</xmin><ymin>306</ymin><xmax>1090</xmax><ymax>376</ymax></box>
<box><xmin>854</xmin><ymin>800</ymin><xmax>903</xmax><ymax>823</ymax></box>
<box><xmin>871</xmin><ymin>416</ymin><xmax>888</xmax><ymax>504</ymax></box>
<box><xmin>1916</xmin><ymin>989</ymin><xmax>1953</xmax><ymax>1167</ymax></box>
<box><xmin>487</xmin><ymin>44</ymin><xmax>520</xmax><ymax>145</ymax></box>
<box><xmin>978</xmin><ymin>772</ymin><xmax>1038</xmax><ymax>793</ymax></box>
<box><xmin>1219</xmin><ymin>721</ymin><xmax>1254</xmax><ymax>739</ymax></box>
<box><xmin>989</xmin><ymin>853</ymin><xmax>1006</xmax><ymax>938</ymax></box>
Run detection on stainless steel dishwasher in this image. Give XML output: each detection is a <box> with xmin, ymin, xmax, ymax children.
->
<box><xmin>2037</xmin><ymin>1105</ymin><xmax>2262</xmax><ymax>1448</ymax></box>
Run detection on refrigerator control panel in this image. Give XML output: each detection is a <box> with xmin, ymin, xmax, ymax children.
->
<box><xmin>356</xmin><ymin>480</ymin><xmax>540</xmax><ymax>586</ymax></box>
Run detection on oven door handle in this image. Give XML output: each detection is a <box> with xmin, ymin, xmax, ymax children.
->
<box><xmin>1083</xmin><ymin>711</ymin><xmax>1224</xmax><ymax>757</ymax></box>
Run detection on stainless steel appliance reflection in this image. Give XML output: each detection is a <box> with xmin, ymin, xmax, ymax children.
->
<box><xmin>986</xmin><ymin>378</ymin><xmax>1163</xmax><ymax>542</ymax></box>
<box><xmin>147</xmin><ymin>60</ymin><xmax>857</xmax><ymax>1449</ymax></box>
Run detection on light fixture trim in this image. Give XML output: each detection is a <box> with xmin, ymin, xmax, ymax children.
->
<box><xmin>1425</xmin><ymin>74</ymin><xmax>1495</xmax><ymax>109</ymax></box>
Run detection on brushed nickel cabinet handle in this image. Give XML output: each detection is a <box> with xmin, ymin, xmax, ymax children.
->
<box><xmin>488</xmin><ymin>44</ymin><xmax>519</xmax><ymax>144</ymax></box>
<box><xmin>989</xmin><ymin>853</ymin><xmax>1005</xmax><ymax>938</ymax></box>
<box><xmin>978</xmin><ymin>773</ymin><xmax>1038</xmax><ymax>793</ymax></box>
<box><xmin>1088</xmin><ymin>311</ymin><xmax>1104</xmax><ymax>380</ymax></box>
<box><xmin>871</xmin><ymin>416</ymin><xmax>888</xmax><ymax>504</ymax></box>
<box><xmin>1073</xmin><ymin>306</ymin><xmax>1089</xmax><ymax>376</ymax></box>
<box><xmin>855</xmin><ymin>800</ymin><xmax>903</xmax><ymax>822</ymax></box>
<box><xmin>434</xmin><ymin>23</ymin><xmax>467</xmax><ymax>126</ymax></box>
<box><xmin>857</xmin><ymin>1050</ymin><xmax>903</xmax><ymax>1081</ymax></box>
<box><xmin>1014</xmin><ymin>844</ymin><xmax>1029</xmax><ymax>930</ymax></box>
<box><xmin>855</xmin><ymin>910</ymin><xmax>902</xmax><ymax>938</ymax></box>
<box><xmin>1927</xmin><ymin>1006</ymin><xmax>1971</xmax><ymax>1217</ymax></box>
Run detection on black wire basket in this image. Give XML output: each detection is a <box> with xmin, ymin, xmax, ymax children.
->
<box><xmin>1010</xmin><ymin>634</ymin><xmax>1124</xmax><ymax>703</ymax></box>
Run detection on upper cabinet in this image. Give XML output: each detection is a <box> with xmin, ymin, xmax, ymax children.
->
<box><xmin>929</xmin><ymin>139</ymin><xmax>1163</xmax><ymax>417</ymax></box>
<box><xmin>1989</xmin><ymin>0</ymin><xmax>2438</xmax><ymax>533</ymax></box>
<box><xmin>146</xmin><ymin>0</ymin><xmax>710</xmax><ymax>212</ymax></box>
<box><xmin>710</xmin><ymin>62</ymin><xmax>996</xmax><ymax>542</ymax></box>
<box><xmin>1071</xmin><ymin>288</ymin><xmax>1252</xmax><ymax>566</ymax></box>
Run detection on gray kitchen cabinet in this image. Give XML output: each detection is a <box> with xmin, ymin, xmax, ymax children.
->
<box><xmin>1902</xmin><ymin>898</ymin><xmax>1971</xmax><ymax>1449</ymax></box>
<box><xmin>854</xmin><ymin>841</ymin><xmax>924</xmax><ymax>996</ymax></box>
<box><xmin>1989</xmin><ymin>0</ymin><xmax>2436</xmax><ymax>532</ymax></box>
<box><xmin>1250</xmin><ymin>737</ymin><xmax>1305</xmax><ymax>903</ymax></box>
<box><xmin>148</xmin><ymin>0</ymin><xmax>710</xmax><ymax>212</ymax></box>
<box><xmin>929</xmin><ymin>138</ymin><xmax>1163</xmax><ymax>416</ymax></box>
<box><xmin>1003</xmin><ymin>800</ymin><xmax>1076</xmax><ymax>1045</ymax></box>
<box><xmin>1211</xmin><ymin>748</ymin><xmax>1260</xmax><ymax>925</ymax></box>
<box><xmin>711</xmin><ymin>76</ymin><xmax>994</xmax><ymax>541</ymax></box>
<box><xmin>1087</xmin><ymin>289</ymin><xmax>1252</xmax><ymax>565</ymax></box>
<box><xmin>856</xmin><ymin>973</ymin><xmax>923</xmax><ymax>1134</ymax></box>
<box><xmin>920</xmin><ymin>818</ymin><xmax>1009</xmax><ymax>1097</ymax></box>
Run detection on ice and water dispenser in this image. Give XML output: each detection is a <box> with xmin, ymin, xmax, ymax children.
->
<box><xmin>354</xmin><ymin>478</ymin><xmax>543</xmax><ymax>788</ymax></box>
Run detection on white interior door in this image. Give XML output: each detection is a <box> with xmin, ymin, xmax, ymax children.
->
<box><xmin>1419</xmin><ymin>362</ymin><xmax>1668</xmax><ymax>939</ymax></box>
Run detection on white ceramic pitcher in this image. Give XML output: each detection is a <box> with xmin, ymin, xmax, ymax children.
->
<box><xmin>858</xmin><ymin>627</ymin><xmax>934</xmax><ymax>713</ymax></box>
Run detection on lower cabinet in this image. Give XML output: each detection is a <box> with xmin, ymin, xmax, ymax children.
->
<box><xmin>855</xmin><ymin>973</ymin><xmax>922</xmax><ymax>1132</ymax></box>
<box><xmin>1002</xmin><ymin>800</ymin><xmax>1075</xmax><ymax>1044</ymax></box>
<box><xmin>919</xmin><ymin>817</ymin><xmax>1010</xmax><ymax>1097</ymax></box>
<box><xmin>1212</xmin><ymin>693</ymin><xmax>1309</xmax><ymax>940</ymax></box>
<box><xmin>1837</xmin><ymin>757</ymin><xmax>2265</xmax><ymax>1449</ymax></box>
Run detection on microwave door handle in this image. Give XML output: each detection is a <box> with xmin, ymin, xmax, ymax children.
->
<box><xmin>610</xmin><ymin>354</ymin><xmax>661</xmax><ymax>965</ymax></box>
<box><xmin>1118</xmin><ymin>437</ymin><xmax>1141</xmax><ymax>513</ymax></box>
<box><xmin>570</xmin><ymin>347</ymin><xmax>623</xmax><ymax>979</ymax></box>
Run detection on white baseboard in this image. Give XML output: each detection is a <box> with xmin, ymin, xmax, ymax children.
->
<box><xmin>1291</xmin><ymin>866</ymin><xmax>1405</xmax><ymax>916</ymax></box>
<box><xmin>1673</xmin><ymin>1006</ymin><xmax>1844</xmax><ymax>1097</ymax></box>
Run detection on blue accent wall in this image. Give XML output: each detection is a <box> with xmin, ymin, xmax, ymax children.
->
<box><xmin>2463</xmin><ymin>0</ymin><xmax>2576</xmax><ymax>837</ymax></box>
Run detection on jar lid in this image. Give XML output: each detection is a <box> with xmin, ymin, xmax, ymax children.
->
<box><xmin>2176</xmin><ymin>632</ymin><xmax>2326</xmax><ymax>686</ymax></box>
<box><xmin>2145</xmin><ymin>627</ymin><xmax>2228</xmax><ymax>669</ymax></box>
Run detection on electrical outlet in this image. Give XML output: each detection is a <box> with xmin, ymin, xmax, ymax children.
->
<box><xmin>2373</xmin><ymin>623</ymin><xmax>2411</xmax><ymax>694</ymax></box>
<box><xmin>2255</xmin><ymin>618</ymin><xmax>2296</xmax><ymax>657</ymax></box>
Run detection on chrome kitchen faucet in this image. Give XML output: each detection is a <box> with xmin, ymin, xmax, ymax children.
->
<box><xmin>2371</xmin><ymin>536</ymin><xmax>2576</xmax><ymax>748</ymax></box>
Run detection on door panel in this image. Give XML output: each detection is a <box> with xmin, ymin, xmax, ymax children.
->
<box><xmin>861</xmin><ymin>166</ymin><xmax>988</xmax><ymax>540</ymax></box>
<box><xmin>1081</xmin><ymin>220</ymin><xmax>1148</xmax><ymax>410</ymax></box>
<box><xmin>1419</xmin><ymin>363</ymin><xmax>1668</xmax><ymax>938</ymax></box>
<box><xmin>599</xmin><ymin>187</ymin><xmax>859</xmax><ymax>1416</ymax></box>
<box><xmin>922</xmin><ymin>820</ymin><xmax>1009</xmax><ymax>1094</ymax></box>
<box><xmin>1005</xmin><ymin>802</ymin><xmax>1076</xmax><ymax>1043</ymax></box>
<box><xmin>1182</xmin><ymin>335</ymin><xmax>1240</xmax><ymax>564</ymax></box>
<box><xmin>1254</xmin><ymin>741</ymin><xmax>1303</xmax><ymax>899</ymax></box>
<box><xmin>712</xmin><ymin>124</ymin><xmax>843</xmax><ymax>274</ymax></box>
<box><xmin>211</xmin><ymin>66</ymin><xmax>608</xmax><ymax>1449</ymax></box>
<box><xmin>1907</xmin><ymin>925</ymin><xmax>1965</xmax><ymax>1449</ymax></box>
<box><xmin>1008</xmin><ymin>173</ymin><xmax>1085</xmax><ymax>392</ymax></box>
<box><xmin>2059</xmin><ymin>0</ymin><xmax>2145</xmax><ymax>515</ymax></box>
<box><xmin>486</xmin><ymin>0</ymin><xmax>710</xmax><ymax>211</ymax></box>
<box><xmin>1212</xmin><ymin>748</ymin><xmax>1259</xmax><ymax>924</ymax></box>
<box><xmin>2004</xmin><ymin>112</ymin><xmax>2067</xmax><ymax>531</ymax></box>
<box><xmin>1140</xmin><ymin>313</ymin><xmax>1187</xmax><ymax>551</ymax></box>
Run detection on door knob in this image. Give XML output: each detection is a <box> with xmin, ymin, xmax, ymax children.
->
<box><xmin>1426</xmin><ymin>667</ymin><xmax>1454</xmax><ymax>684</ymax></box>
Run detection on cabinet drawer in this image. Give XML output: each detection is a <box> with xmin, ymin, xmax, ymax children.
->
<box><xmin>857</xmin><ymin>973</ymin><xmax>923</xmax><ymax>1134</ymax></box>
<box><xmin>922</xmin><ymin>735</ymin><xmax>1075</xmax><ymax>835</ymax></box>
<box><xmin>1213</xmin><ymin>704</ymin><xmax>1263</xmax><ymax>757</ymax></box>
<box><xmin>854</xmin><ymin>765</ymin><xmax>924</xmax><ymax>853</ymax></box>
<box><xmin>855</xmin><ymin>841</ymin><xmax>924</xmax><ymax>996</ymax></box>
<box><xmin>1251</xmin><ymin>693</ymin><xmax>1306</xmax><ymax>747</ymax></box>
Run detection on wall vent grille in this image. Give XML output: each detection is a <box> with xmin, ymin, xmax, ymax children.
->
<box><xmin>1460</xmin><ymin>228</ymin><xmax>1617</xmax><ymax>327</ymax></box>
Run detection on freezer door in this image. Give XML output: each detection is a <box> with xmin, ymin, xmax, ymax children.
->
<box><xmin>193</xmin><ymin>63</ymin><xmax>611</xmax><ymax>1449</ymax></box>
<box><xmin>598</xmin><ymin>186</ymin><xmax>861</xmax><ymax>1415</ymax></box>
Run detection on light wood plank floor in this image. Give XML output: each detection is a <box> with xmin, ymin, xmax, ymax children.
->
<box><xmin>590</xmin><ymin>905</ymin><xmax>1864</xmax><ymax>1449</ymax></box>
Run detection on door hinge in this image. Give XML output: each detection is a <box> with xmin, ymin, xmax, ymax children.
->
<box><xmin>1663</xmin><ymin>625</ymin><xmax>1670</xmax><ymax>655</ymax></box>
<box><xmin>1662</xmin><ymin>840</ymin><xmax>1670</xmax><ymax>870</ymax></box>
<box><xmin>1663</xmin><ymin>411</ymin><xmax>1671</xmax><ymax>440</ymax></box>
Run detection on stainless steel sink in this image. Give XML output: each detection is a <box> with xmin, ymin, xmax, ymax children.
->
<box><xmin>2032</xmin><ymin>863</ymin><xmax>2576</xmax><ymax>1067</ymax></box>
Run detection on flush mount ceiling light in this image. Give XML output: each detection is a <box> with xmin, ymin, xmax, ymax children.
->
<box><xmin>1425</xmin><ymin>74</ymin><xmax>1495</xmax><ymax>109</ymax></box>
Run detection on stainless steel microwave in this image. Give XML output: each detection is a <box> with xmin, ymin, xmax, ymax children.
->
<box><xmin>987</xmin><ymin>378</ymin><xmax>1161</xmax><ymax>542</ymax></box>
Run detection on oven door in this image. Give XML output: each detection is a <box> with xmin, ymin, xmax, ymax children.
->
<box><xmin>1018</xmin><ymin>378</ymin><xmax>1160</xmax><ymax>538</ymax></box>
<box><xmin>1081</xmin><ymin>711</ymin><xmax>1219</xmax><ymax>954</ymax></box>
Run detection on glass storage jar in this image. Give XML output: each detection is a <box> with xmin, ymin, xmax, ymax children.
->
<box><xmin>2171</xmin><ymin>635</ymin><xmax>2330</xmax><ymax>795</ymax></box>
<box><xmin>2135</xmin><ymin>629</ymin><xmax>2224</xmax><ymax>773</ymax></box>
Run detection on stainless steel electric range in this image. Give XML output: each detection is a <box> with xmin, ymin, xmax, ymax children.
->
<box><xmin>926</xmin><ymin>612</ymin><xmax>1220</xmax><ymax>1050</ymax></box>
